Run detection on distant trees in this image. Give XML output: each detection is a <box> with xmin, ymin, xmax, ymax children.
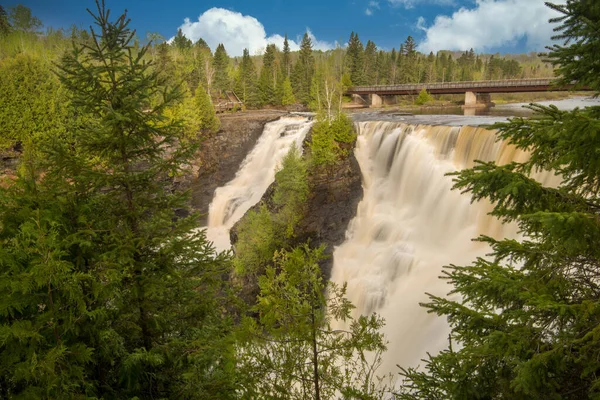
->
<box><xmin>213</xmin><ymin>43</ymin><xmax>230</xmax><ymax>96</ymax></box>
<box><xmin>292</xmin><ymin>33</ymin><xmax>316</xmax><ymax>105</ymax></box>
<box><xmin>398</xmin><ymin>1</ymin><xmax>600</xmax><ymax>398</ymax></box>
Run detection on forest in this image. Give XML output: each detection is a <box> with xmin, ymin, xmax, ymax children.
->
<box><xmin>1</xmin><ymin>0</ymin><xmax>600</xmax><ymax>399</ymax></box>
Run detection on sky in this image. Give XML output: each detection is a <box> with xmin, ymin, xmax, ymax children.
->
<box><xmin>4</xmin><ymin>0</ymin><xmax>564</xmax><ymax>57</ymax></box>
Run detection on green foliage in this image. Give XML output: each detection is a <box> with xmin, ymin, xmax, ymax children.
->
<box><xmin>0</xmin><ymin>3</ymin><xmax>235</xmax><ymax>397</ymax></box>
<box><xmin>8</xmin><ymin>4</ymin><xmax>41</xmax><ymax>33</ymax></box>
<box><xmin>292</xmin><ymin>32</ymin><xmax>315</xmax><ymax>105</ymax></box>
<box><xmin>273</xmin><ymin>144</ymin><xmax>309</xmax><ymax>236</ymax></box>
<box><xmin>172</xmin><ymin>28</ymin><xmax>191</xmax><ymax>50</ymax></box>
<box><xmin>310</xmin><ymin>113</ymin><xmax>357</xmax><ymax>169</ymax></box>
<box><xmin>233</xmin><ymin>204</ymin><xmax>280</xmax><ymax>276</ymax></box>
<box><xmin>398</xmin><ymin>2</ymin><xmax>600</xmax><ymax>399</ymax></box>
<box><xmin>415</xmin><ymin>88</ymin><xmax>433</xmax><ymax>105</ymax></box>
<box><xmin>235</xmin><ymin>144</ymin><xmax>308</xmax><ymax>274</ymax></box>
<box><xmin>194</xmin><ymin>84</ymin><xmax>221</xmax><ymax>133</ymax></box>
<box><xmin>0</xmin><ymin>5</ymin><xmax>10</xmax><ymax>36</ymax></box>
<box><xmin>280</xmin><ymin>76</ymin><xmax>296</xmax><ymax>105</ymax></box>
<box><xmin>346</xmin><ymin>32</ymin><xmax>365</xmax><ymax>86</ymax></box>
<box><xmin>238</xmin><ymin>245</ymin><xmax>390</xmax><ymax>400</ymax></box>
<box><xmin>0</xmin><ymin>53</ymin><xmax>68</xmax><ymax>150</ymax></box>
<box><xmin>213</xmin><ymin>43</ymin><xmax>230</xmax><ymax>95</ymax></box>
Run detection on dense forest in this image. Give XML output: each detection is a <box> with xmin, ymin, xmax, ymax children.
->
<box><xmin>1</xmin><ymin>0</ymin><xmax>600</xmax><ymax>399</ymax></box>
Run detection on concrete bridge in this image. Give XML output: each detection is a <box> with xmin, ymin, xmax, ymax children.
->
<box><xmin>346</xmin><ymin>78</ymin><xmax>585</xmax><ymax>108</ymax></box>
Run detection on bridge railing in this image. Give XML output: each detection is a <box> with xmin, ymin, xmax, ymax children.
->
<box><xmin>348</xmin><ymin>78</ymin><xmax>555</xmax><ymax>93</ymax></box>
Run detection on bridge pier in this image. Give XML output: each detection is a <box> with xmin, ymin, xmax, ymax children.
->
<box><xmin>464</xmin><ymin>91</ymin><xmax>494</xmax><ymax>108</ymax></box>
<box><xmin>370</xmin><ymin>93</ymin><xmax>383</xmax><ymax>107</ymax></box>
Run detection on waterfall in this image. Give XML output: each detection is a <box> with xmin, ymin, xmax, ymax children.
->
<box><xmin>330</xmin><ymin>121</ymin><xmax>557</xmax><ymax>375</ymax></box>
<box><xmin>205</xmin><ymin>116</ymin><xmax>313</xmax><ymax>251</ymax></box>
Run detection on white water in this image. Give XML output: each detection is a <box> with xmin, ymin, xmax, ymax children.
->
<box><xmin>330</xmin><ymin>121</ymin><xmax>558</xmax><ymax>375</ymax></box>
<box><xmin>205</xmin><ymin>117</ymin><xmax>313</xmax><ymax>251</ymax></box>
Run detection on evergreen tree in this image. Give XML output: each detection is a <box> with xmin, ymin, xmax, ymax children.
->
<box><xmin>0</xmin><ymin>3</ymin><xmax>234</xmax><ymax>397</ymax></box>
<box><xmin>292</xmin><ymin>32</ymin><xmax>315</xmax><ymax>105</ymax></box>
<box><xmin>213</xmin><ymin>43</ymin><xmax>230</xmax><ymax>96</ymax></box>
<box><xmin>172</xmin><ymin>28</ymin><xmax>191</xmax><ymax>50</ymax></box>
<box><xmin>281</xmin><ymin>33</ymin><xmax>291</xmax><ymax>78</ymax></box>
<box><xmin>235</xmin><ymin>48</ymin><xmax>258</xmax><ymax>107</ymax></box>
<box><xmin>258</xmin><ymin>43</ymin><xmax>278</xmax><ymax>106</ymax></box>
<box><xmin>364</xmin><ymin>40</ymin><xmax>378</xmax><ymax>85</ymax></box>
<box><xmin>281</xmin><ymin>76</ymin><xmax>296</xmax><ymax>105</ymax></box>
<box><xmin>195</xmin><ymin>85</ymin><xmax>220</xmax><ymax>133</ymax></box>
<box><xmin>398</xmin><ymin>2</ymin><xmax>600</xmax><ymax>398</ymax></box>
<box><xmin>346</xmin><ymin>32</ymin><xmax>365</xmax><ymax>85</ymax></box>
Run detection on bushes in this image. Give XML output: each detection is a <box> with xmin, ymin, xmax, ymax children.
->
<box><xmin>415</xmin><ymin>88</ymin><xmax>433</xmax><ymax>105</ymax></box>
<box><xmin>310</xmin><ymin>113</ymin><xmax>357</xmax><ymax>169</ymax></box>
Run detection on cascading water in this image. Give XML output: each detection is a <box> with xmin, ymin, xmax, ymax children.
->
<box><xmin>205</xmin><ymin>116</ymin><xmax>313</xmax><ymax>251</ymax></box>
<box><xmin>331</xmin><ymin>121</ymin><xmax>558</xmax><ymax>375</ymax></box>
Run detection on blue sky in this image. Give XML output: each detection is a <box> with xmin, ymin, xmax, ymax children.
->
<box><xmin>5</xmin><ymin>0</ymin><xmax>561</xmax><ymax>56</ymax></box>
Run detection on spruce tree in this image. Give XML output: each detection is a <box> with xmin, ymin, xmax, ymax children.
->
<box><xmin>281</xmin><ymin>76</ymin><xmax>296</xmax><ymax>105</ymax></box>
<box><xmin>346</xmin><ymin>32</ymin><xmax>365</xmax><ymax>86</ymax></box>
<box><xmin>235</xmin><ymin>48</ymin><xmax>258</xmax><ymax>107</ymax></box>
<box><xmin>213</xmin><ymin>43</ymin><xmax>230</xmax><ymax>96</ymax></box>
<box><xmin>0</xmin><ymin>2</ymin><xmax>234</xmax><ymax>397</ymax></box>
<box><xmin>258</xmin><ymin>43</ymin><xmax>278</xmax><ymax>106</ymax></box>
<box><xmin>398</xmin><ymin>2</ymin><xmax>600</xmax><ymax>398</ymax></box>
<box><xmin>364</xmin><ymin>40</ymin><xmax>378</xmax><ymax>85</ymax></box>
<box><xmin>172</xmin><ymin>27</ymin><xmax>191</xmax><ymax>50</ymax></box>
<box><xmin>281</xmin><ymin>33</ymin><xmax>291</xmax><ymax>78</ymax></box>
<box><xmin>292</xmin><ymin>32</ymin><xmax>315</xmax><ymax>105</ymax></box>
<box><xmin>195</xmin><ymin>85</ymin><xmax>220</xmax><ymax>133</ymax></box>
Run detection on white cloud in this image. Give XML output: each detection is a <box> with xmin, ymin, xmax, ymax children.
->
<box><xmin>366</xmin><ymin>1</ymin><xmax>380</xmax><ymax>15</ymax></box>
<box><xmin>365</xmin><ymin>8</ymin><xmax>373</xmax><ymax>15</ymax></box>
<box><xmin>417</xmin><ymin>0</ymin><xmax>565</xmax><ymax>53</ymax></box>
<box><xmin>173</xmin><ymin>8</ymin><xmax>334</xmax><ymax>56</ymax></box>
<box><xmin>387</xmin><ymin>0</ymin><xmax>456</xmax><ymax>9</ymax></box>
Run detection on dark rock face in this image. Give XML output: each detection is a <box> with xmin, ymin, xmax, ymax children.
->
<box><xmin>188</xmin><ymin>111</ymin><xmax>286</xmax><ymax>224</ymax></box>
<box><xmin>295</xmin><ymin>146</ymin><xmax>363</xmax><ymax>280</ymax></box>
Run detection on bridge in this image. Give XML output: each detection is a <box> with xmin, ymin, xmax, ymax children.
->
<box><xmin>346</xmin><ymin>78</ymin><xmax>584</xmax><ymax>108</ymax></box>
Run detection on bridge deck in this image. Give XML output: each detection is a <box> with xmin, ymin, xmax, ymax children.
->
<box><xmin>346</xmin><ymin>78</ymin><xmax>575</xmax><ymax>95</ymax></box>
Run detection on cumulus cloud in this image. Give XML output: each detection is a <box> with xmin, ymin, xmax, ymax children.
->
<box><xmin>173</xmin><ymin>8</ymin><xmax>334</xmax><ymax>56</ymax></box>
<box><xmin>417</xmin><ymin>0</ymin><xmax>565</xmax><ymax>53</ymax></box>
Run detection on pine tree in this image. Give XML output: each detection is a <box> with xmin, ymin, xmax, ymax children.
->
<box><xmin>213</xmin><ymin>43</ymin><xmax>230</xmax><ymax>96</ymax></box>
<box><xmin>364</xmin><ymin>40</ymin><xmax>378</xmax><ymax>85</ymax></box>
<box><xmin>281</xmin><ymin>33</ymin><xmax>291</xmax><ymax>78</ymax></box>
<box><xmin>292</xmin><ymin>32</ymin><xmax>315</xmax><ymax>105</ymax></box>
<box><xmin>195</xmin><ymin>85</ymin><xmax>220</xmax><ymax>133</ymax></box>
<box><xmin>0</xmin><ymin>2</ymin><xmax>234</xmax><ymax>397</ymax></box>
<box><xmin>258</xmin><ymin>43</ymin><xmax>278</xmax><ymax>106</ymax></box>
<box><xmin>398</xmin><ymin>2</ymin><xmax>600</xmax><ymax>398</ymax></box>
<box><xmin>172</xmin><ymin>28</ymin><xmax>191</xmax><ymax>50</ymax></box>
<box><xmin>235</xmin><ymin>48</ymin><xmax>258</xmax><ymax>107</ymax></box>
<box><xmin>281</xmin><ymin>76</ymin><xmax>296</xmax><ymax>105</ymax></box>
<box><xmin>346</xmin><ymin>32</ymin><xmax>365</xmax><ymax>85</ymax></box>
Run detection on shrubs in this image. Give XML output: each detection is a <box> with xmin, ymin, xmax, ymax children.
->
<box><xmin>310</xmin><ymin>113</ymin><xmax>356</xmax><ymax>168</ymax></box>
<box><xmin>415</xmin><ymin>88</ymin><xmax>433</xmax><ymax>105</ymax></box>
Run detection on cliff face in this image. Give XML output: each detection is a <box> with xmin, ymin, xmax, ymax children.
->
<box><xmin>187</xmin><ymin>111</ymin><xmax>286</xmax><ymax>224</ymax></box>
<box><xmin>296</xmin><ymin>146</ymin><xmax>363</xmax><ymax>279</ymax></box>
